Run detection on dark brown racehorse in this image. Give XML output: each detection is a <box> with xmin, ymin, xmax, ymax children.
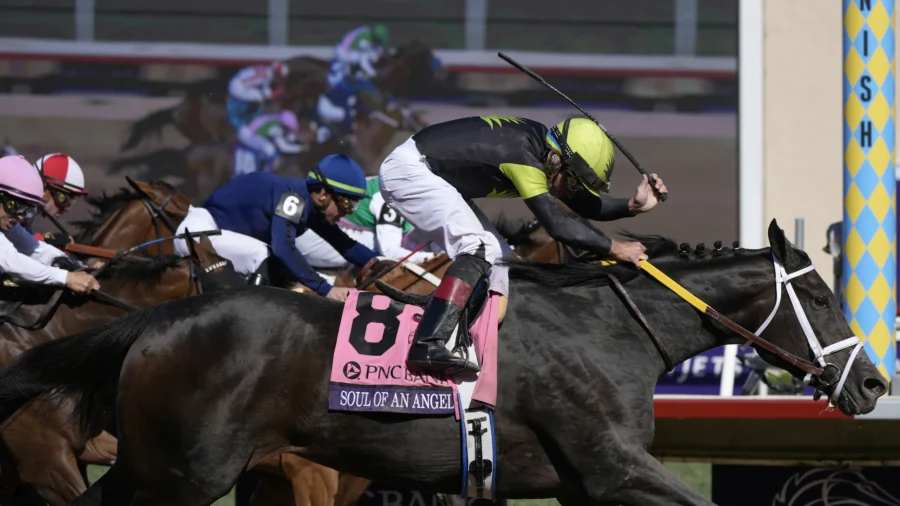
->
<box><xmin>0</xmin><ymin>240</ymin><xmax>241</xmax><ymax>506</ymax></box>
<box><xmin>119</xmin><ymin>40</ymin><xmax>443</xmax><ymax>152</ymax></box>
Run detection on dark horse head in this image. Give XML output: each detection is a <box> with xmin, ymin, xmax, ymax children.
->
<box><xmin>497</xmin><ymin>218</ymin><xmax>887</xmax><ymax>414</ymax></box>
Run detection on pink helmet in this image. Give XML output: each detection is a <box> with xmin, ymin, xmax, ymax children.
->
<box><xmin>0</xmin><ymin>156</ymin><xmax>46</xmax><ymax>207</ymax></box>
<box><xmin>280</xmin><ymin>110</ymin><xmax>300</xmax><ymax>132</ymax></box>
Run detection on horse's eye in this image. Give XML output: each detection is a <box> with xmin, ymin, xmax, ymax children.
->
<box><xmin>814</xmin><ymin>296</ymin><xmax>830</xmax><ymax>308</ymax></box>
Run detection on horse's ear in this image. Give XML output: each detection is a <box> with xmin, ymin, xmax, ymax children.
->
<box><xmin>124</xmin><ymin>176</ymin><xmax>145</xmax><ymax>195</ymax></box>
<box><xmin>768</xmin><ymin>218</ymin><xmax>799</xmax><ymax>266</ymax></box>
<box><xmin>125</xmin><ymin>176</ymin><xmax>166</xmax><ymax>202</ymax></box>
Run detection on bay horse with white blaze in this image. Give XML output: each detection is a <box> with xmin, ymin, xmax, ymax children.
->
<box><xmin>0</xmin><ymin>220</ymin><xmax>887</xmax><ymax>506</ymax></box>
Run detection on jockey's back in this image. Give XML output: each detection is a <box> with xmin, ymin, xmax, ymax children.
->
<box><xmin>410</xmin><ymin>116</ymin><xmax>553</xmax><ymax>201</ymax></box>
<box><xmin>203</xmin><ymin>172</ymin><xmax>312</xmax><ymax>243</ymax></box>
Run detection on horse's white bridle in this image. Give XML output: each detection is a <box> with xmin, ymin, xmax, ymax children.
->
<box><xmin>752</xmin><ymin>254</ymin><xmax>864</xmax><ymax>405</ymax></box>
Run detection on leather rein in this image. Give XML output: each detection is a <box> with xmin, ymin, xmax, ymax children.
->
<box><xmin>138</xmin><ymin>192</ymin><xmax>178</xmax><ymax>256</ymax></box>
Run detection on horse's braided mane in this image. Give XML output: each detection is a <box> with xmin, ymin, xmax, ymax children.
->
<box><xmin>73</xmin><ymin>180</ymin><xmax>174</xmax><ymax>243</ymax></box>
<box><xmin>503</xmin><ymin>233</ymin><xmax>746</xmax><ymax>288</ymax></box>
<box><xmin>376</xmin><ymin>233</ymin><xmax>748</xmax><ymax>309</ymax></box>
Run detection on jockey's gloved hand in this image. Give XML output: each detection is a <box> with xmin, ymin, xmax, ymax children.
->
<box><xmin>42</xmin><ymin>232</ymin><xmax>73</xmax><ymax>248</ymax></box>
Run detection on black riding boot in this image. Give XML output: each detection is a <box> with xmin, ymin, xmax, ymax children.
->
<box><xmin>406</xmin><ymin>250</ymin><xmax>490</xmax><ymax>375</ymax></box>
<box><xmin>247</xmin><ymin>260</ymin><xmax>270</xmax><ymax>286</ymax></box>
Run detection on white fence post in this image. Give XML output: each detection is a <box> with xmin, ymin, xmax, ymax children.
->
<box><xmin>268</xmin><ymin>0</ymin><xmax>289</xmax><ymax>46</ymax></box>
<box><xmin>75</xmin><ymin>0</ymin><xmax>95</xmax><ymax>42</ymax></box>
<box><xmin>465</xmin><ymin>0</ymin><xmax>488</xmax><ymax>50</ymax></box>
<box><xmin>674</xmin><ymin>0</ymin><xmax>698</xmax><ymax>55</ymax></box>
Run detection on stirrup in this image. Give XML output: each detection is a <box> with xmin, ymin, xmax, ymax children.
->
<box><xmin>407</xmin><ymin>354</ymin><xmax>480</xmax><ymax>376</ymax></box>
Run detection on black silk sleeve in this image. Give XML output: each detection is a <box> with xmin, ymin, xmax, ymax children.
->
<box><xmin>524</xmin><ymin>193</ymin><xmax>613</xmax><ymax>257</ymax></box>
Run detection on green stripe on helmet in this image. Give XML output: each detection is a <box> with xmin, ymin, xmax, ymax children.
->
<box><xmin>308</xmin><ymin>172</ymin><xmax>366</xmax><ymax>197</ymax></box>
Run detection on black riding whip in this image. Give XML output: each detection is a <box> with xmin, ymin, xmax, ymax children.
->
<box><xmin>496</xmin><ymin>52</ymin><xmax>667</xmax><ymax>202</ymax></box>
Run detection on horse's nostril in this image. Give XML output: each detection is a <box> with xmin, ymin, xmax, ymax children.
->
<box><xmin>864</xmin><ymin>377</ymin><xmax>888</xmax><ymax>397</ymax></box>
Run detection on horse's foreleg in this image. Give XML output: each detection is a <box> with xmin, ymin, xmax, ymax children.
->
<box><xmin>525</xmin><ymin>364</ymin><xmax>711</xmax><ymax>505</ymax></box>
<box><xmin>79</xmin><ymin>430</ymin><xmax>118</xmax><ymax>465</ymax></box>
<box><xmin>280</xmin><ymin>454</ymin><xmax>339</xmax><ymax>506</ymax></box>
<box><xmin>599</xmin><ymin>451</ymin><xmax>714</xmax><ymax>506</ymax></box>
<box><xmin>333</xmin><ymin>475</ymin><xmax>371</xmax><ymax>506</ymax></box>
<box><xmin>68</xmin><ymin>461</ymin><xmax>135</xmax><ymax>506</ymax></box>
<box><xmin>2</xmin><ymin>405</ymin><xmax>87</xmax><ymax>506</ymax></box>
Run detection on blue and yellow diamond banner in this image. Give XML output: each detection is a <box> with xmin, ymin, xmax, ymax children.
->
<box><xmin>843</xmin><ymin>0</ymin><xmax>897</xmax><ymax>381</ymax></box>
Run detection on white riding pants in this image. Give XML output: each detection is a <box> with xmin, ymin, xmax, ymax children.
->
<box><xmin>294</xmin><ymin>227</ymin><xmax>374</xmax><ymax>269</ymax></box>
<box><xmin>173</xmin><ymin>206</ymin><xmax>270</xmax><ymax>276</ymax></box>
<box><xmin>378</xmin><ymin>136</ymin><xmax>510</xmax><ymax>297</ymax></box>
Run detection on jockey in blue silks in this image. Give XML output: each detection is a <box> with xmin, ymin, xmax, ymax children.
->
<box><xmin>174</xmin><ymin>154</ymin><xmax>378</xmax><ymax>301</ymax></box>
<box><xmin>315</xmin><ymin>69</ymin><xmax>377</xmax><ymax>144</ymax></box>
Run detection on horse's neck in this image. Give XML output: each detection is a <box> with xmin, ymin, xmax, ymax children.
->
<box><xmin>91</xmin><ymin>203</ymin><xmax>149</xmax><ymax>249</ymax></box>
<box><xmin>648</xmin><ymin>251</ymin><xmax>776</xmax><ymax>372</ymax></box>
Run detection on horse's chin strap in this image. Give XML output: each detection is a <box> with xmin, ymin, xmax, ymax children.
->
<box><xmin>751</xmin><ymin>254</ymin><xmax>863</xmax><ymax>406</ymax></box>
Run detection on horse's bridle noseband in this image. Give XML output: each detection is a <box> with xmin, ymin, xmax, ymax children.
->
<box><xmin>612</xmin><ymin>252</ymin><xmax>863</xmax><ymax>409</ymax></box>
<box><xmin>752</xmin><ymin>254</ymin><xmax>863</xmax><ymax>405</ymax></box>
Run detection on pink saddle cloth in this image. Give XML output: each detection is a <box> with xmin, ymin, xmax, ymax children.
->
<box><xmin>329</xmin><ymin>289</ymin><xmax>499</xmax><ymax>420</ymax></box>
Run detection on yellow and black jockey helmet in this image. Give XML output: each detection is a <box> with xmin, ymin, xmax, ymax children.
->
<box><xmin>545</xmin><ymin>118</ymin><xmax>615</xmax><ymax>196</ymax></box>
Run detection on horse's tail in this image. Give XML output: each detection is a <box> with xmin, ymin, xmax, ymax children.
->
<box><xmin>120</xmin><ymin>106</ymin><xmax>174</xmax><ymax>152</ymax></box>
<box><xmin>0</xmin><ymin>306</ymin><xmax>159</xmax><ymax>434</ymax></box>
<box><xmin>109</xmin><ymin>148</ymin><xmax>185</xmax><ymax>178</ymax></box>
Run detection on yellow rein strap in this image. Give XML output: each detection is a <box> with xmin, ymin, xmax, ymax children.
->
<box><xmin>600</xmin><ymin>258</ymin><xmax>825</xmax><ymax>376</ymax></box>
<box><xmin>638</xmin><ymin>260</ymin><xmax>709</xmax><ymax>313</ymax></box>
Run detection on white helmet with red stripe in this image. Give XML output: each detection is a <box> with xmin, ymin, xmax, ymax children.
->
<box><xmin>33</xmin><ymin>153</ymin><xmax>88</xmax><ymax>195</ymax></box>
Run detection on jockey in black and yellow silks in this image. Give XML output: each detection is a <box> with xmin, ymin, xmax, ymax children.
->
<box><xmin>378</xmin><ymin>115</ymin><xmax>668</xmax><ymax>375</ymax></box>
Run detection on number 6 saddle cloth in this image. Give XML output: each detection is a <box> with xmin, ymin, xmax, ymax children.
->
<box><xmin>328</xmin><ymin>289</ymin><xmax>499</xmax><ymax>420</ymax></box>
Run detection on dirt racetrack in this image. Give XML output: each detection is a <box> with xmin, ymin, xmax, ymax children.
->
<box><xmin>0</xmin><ymin>93</ymin><xmax>738</xmax><ymax>247</ymax></box>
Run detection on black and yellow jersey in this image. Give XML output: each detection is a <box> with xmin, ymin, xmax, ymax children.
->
<box><xmin>411</xmin><ymin>115</ymin><xmax>552</xmax><ymax>201</ymax></box>
<box><xmin>411</xmin><ymin>114</ymin><xmax>635</xmax><ymax>257</ymax></box>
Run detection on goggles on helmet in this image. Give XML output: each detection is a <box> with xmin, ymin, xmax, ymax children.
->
<box><xmin>0</xmin><ymin>186</ymin><xmax>38</xmax><ymax>219</ymax></box>
<box><xmin>310</xmin><ymin>165</ymin><xmax>360</xmax><ymax>214</ymax></box>
<box><xmin>48</xmin><ymin>186</ymin><xmax>77</xmax><ymax>209</ymax></box>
